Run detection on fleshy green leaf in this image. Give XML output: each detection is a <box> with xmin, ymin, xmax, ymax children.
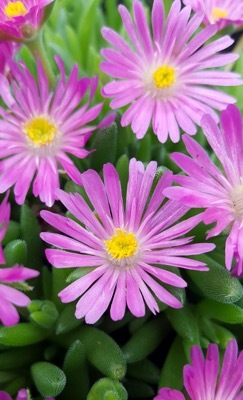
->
<box><xmin>31</xmin><ymin>362</ymin><xmax>66</xmax><ymax>397</ymax></box>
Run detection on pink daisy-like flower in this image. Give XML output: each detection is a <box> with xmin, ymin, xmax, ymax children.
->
<box><xmin>154</xmin><ymin>339</ymin><xmax>243</xmax><ymax>400</ymax></box>
<box><xmin>40</xmin><ymin>158</ymin><xmax>214</xmax><ymax>324</ymax></box>
<box><xmin>0</xmin><ymin>0</ymin><xmax>53</xmax><ymax>40</ymax></box>
<box><xmin>0</xmin><ymin>192</ymin><xmax>10</xmax><ymax>264</ymax></box>
<box><xmin>100</xmin><ymin>0</ymin><xmax>242</xmax><ymax>143</ymax></box>
<box><xmin>164</xmin><ymin>105</ymin><xmax>243</xmax><ymax>277</ymax></box>
<box><xmin>0</xmin><ymin>57</ymin><xmax>114</xmax><ymax>206</ymax></box>
<box><xmin>183</xmin><ymin>0</ymin><xmax>243</xmax><ymax>30</ymax></box>
<box><xmin>0</xmin><ymin>264</ymin><xmax>39</xmax><ymax>326</ymax></box>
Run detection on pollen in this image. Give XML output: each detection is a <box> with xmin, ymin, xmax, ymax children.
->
<box><xmin>24</xmin><ymin>116</ymin><xmax>57</xmax><ymax>146</ymax></box>
<box><xmin>212</xmin><ymin>7</ymin><xmax>228</xmax><ymax>21</ymax></box>
<box><xmin>153</xmin><ymin>65</ymin><xmax>175</xmax><ymax>89</ymax></box>
<box><xmin>4</xmin><ymin>1</ymin><xmax>28</xmax><ymax>18</ymax></box>
<box><xmin>105</xmin><ymin>229</ymin><xmax>138</xmax><ymax>260</ymax></box>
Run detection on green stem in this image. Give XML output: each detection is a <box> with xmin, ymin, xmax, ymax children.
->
<box><xmin>25</xmin><ymin>31</ymin><xmax>56</xmax><ymax>87</ymax></box>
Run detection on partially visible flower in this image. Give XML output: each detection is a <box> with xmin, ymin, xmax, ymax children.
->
<box><xmin>40</xmin><ymin>158</ymin><xmax>214</xmax><ymax>324</ymax></box>
<box><xmin>154</xmin><ymin>339</ymin><xmax>243</xmax><ymax>400</ymax></box>
<box><xmin>183</xmin><ymin>0</ymin><xmax>243</xmax><ymax>30</ymax></box>
<box><xmin>164</xmin><ymin>105</ymin><xmax>243</xmax><ymax>277</ymax></box>
<box><xmin>0</xmin><ymin>192</ymin><xmax>10</xmax><ymax>264</ymax></box>
<box><xmin>0</xmin><ymin>265</ymin><xmax>39</xmax><ymax>326</ymax></box>
<box><xmin>0</xmin><ymin>56</ymin><xmax>114</xmax><ymax>206</ymax></box>
<box><xmin>0</xmin><ymin>41</ymin><xmax>19</xmax><ymax>74</ymax></box>
<box><xmin>100</xmin><ymin>0</ymin><xmax>242</xmax><ymax>143</ymax></box>
<box><xmin>0</xmin><ymin>0</ymin><xmax>53</xmax><ymax>40</ymax></box>
<box><xmin>0</xmin><ymin>388</ymin><xmax>54</xmax><ymax>400</ymax></box>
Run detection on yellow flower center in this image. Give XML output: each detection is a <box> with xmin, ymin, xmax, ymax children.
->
<box><xmin>105</xmin><ymin>229</ymin><xmax>138</xmax><ymax>260</ymax></box>
<box><xmin>212</xmin><ymin>7</ymin><xmax>228</xmax><ymax>21</ymax></box>
<box><xmin>232</xmin><ymin>185</ymin><xmax>243</xmax><ymax>219</ymax></box>
<box><xmin>153</xmin><ymin>65</ymin><xmax>175</xmax><ymax>89</ymax></box>
<box><xmin>24</xmin><ymin>116</ymin><xmax>57</xmax><ymax>146</ymax></box>
<box><xmin>4</xmin><ymin>1</ymin><xmax>27</xmax><ymax>18</ymax></box>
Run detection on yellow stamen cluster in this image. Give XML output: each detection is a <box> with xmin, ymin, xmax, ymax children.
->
<box><xmin>4</xmin><ymin>1</ymin><xmax>27</xmax><ymax>18</ymax></box>
<box><xmin>153</xmin><ymin>65</ymin><xmax>175</xmax><ymax>89</ymax></box>
<box><xmin>105</xmin><ymin>229</ymin><xmax>138</xmax><ymax>260</ymax></box>
<box><xmin>212</xmin><ymin>7</ymin><xmax>228</xmax><ymax>21</ymax></box>
<box><xmin>24</xmin><ymin>116</ymin><xmax>57</xmax><ymax>146</ymax></box>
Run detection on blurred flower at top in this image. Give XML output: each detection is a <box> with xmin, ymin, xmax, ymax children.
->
<box><xmin>183</xmin><ymin>0</ymin><xmax>243</xmax><ymax>30</ymax></box>
<box><xmin>0</xmin><ymin>194</ymin><xmax>39</xmax><ymax>326</ymax></box>
<box><xmin>41</xmin><ymin>158</ymin><xmax>214</xmax><ymax>324</ymax></box>
<box><xmin>101</xmin><ymin>0</ymin><xmax>242</xmax><ymax>143</ymax></box>
<box><xmin>164</xmin><ymin>105</ymin><xmax>243</xmax><ymax>277</ymax></box>
<box><xmin>0</xmin><ymin>41</ymin><xmax>19</xmax><ymax>74</ymax></box>
<box><xmin>154</xmin><ymin>339</ymin><xmax>243</xmax><ymax>400</ymax></box>
<box><xmin>0</xmin><ymin>56</ymin><xmax>114</xmax><ymax>206</ymax></box>
<box><xmin>0</xmin><ymin>0</ymin><xmax>54</xmax><ymax>40</ymax></box>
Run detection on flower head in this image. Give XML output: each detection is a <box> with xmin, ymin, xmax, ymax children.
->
<box><xmin>0</xmin><ymin>265</ymin><xmax>39</xmax><ymax>326</ymax></box>
<box><xmin>164</xmin><ymin>105</ymin><xmax>243</xmax><ymax>277</ymax></box>
<box><xmin>100</xmin><ymin>0</ymin><xmax>242</xmax><ymax>143</ymax></box>
<box><xmin>155</xmin><ymin>339</ymin><xmax>243</xmax><ymax>400</ymax></box>
<box><xmin>40</xmin><ymin>158</ymin><xmax>214</xmax><ymax>324</ymax></box>
<box><xmin>0</xmin><ymin>0</ymin><xmax>54</xmax><ymax>40</ymax></box>
<box><xmin>0</xmin><ymin>56</ymin><xmax>114</xmax><ymax>206</ymax></box>
<box><xmin>183</xmin><ymin>0</ymin><xmax>243</xmax><ymax>30</ymax></box>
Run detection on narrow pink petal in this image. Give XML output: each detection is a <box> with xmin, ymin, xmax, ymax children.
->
<box><xmin>45</xmin><ymin>249</ymin><xmax>102</xmax><ymax>268</ymax></box>
<box><xmin>126</xmin><ymin>270</ymin><xmax>145</xmax><ymax>317</ymax></box>
<box><xmin>110</xmin><ymin>270</ymin><xmax>126</xmax><ymax>321</ymax></box>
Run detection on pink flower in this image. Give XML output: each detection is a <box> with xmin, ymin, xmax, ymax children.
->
<box><xmin>0</xmin><ymin>0</ymin><xmax>53</xmax><ymax>40</ymax></box>
<box><xmin>0</xmin><ymin>388</ymin><xmax>54</xmax><ymax>400</ymax></box>
<box><xmin>164</xmin><ymin>105</ymin><xmax>243</xmax><ymax>277</ymax></box>
<box><xmin>154</xmin><ymin>339</ymin><xmax>243</xmax><ymax>400</ymax></box>
<box><xmin>100</xmin><ymin>0</ymin><xmax>242</xmax><ymax>143</ymax></box>
<box><xmin>0</xmin><ymin>265</ymin><xmax>39</xmax><ymax>326</ymax></box>
<box><xmin>0</xmin><ymin>57</ymin><xmax>114</xmax><ymax>206</ymax></box>
<box><xmin>40</xmin><ymin>158</ymin><xmax>214</xmax><ymax>324</ymax></box>
<box><xmin>183</xmin><ymin>0</ymin><xmax>243</xmax><ymax>30</ymax></box>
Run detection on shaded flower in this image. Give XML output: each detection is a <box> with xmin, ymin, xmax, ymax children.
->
<box><xmin>154</xmin><ymin>339</ymin><xmax>243</xmax><ymax>400</ymax></box>
<box><xmin>100</xmin><ymin>0</ymin><xmax>242</xmax><ymax>143</ymax></box>
<box><xmin>40</xmin><ymin>158</ymin><xmax>214</xmax><ymax>324</ymax></box>
<box><xmin>0</xmin><ymin>0</ymin><xmax>53</xmax><ymax>40</ymax></box>
<box><xmin>183</xmin><ymin>0</ymin><xmax>243</xmax><ymax>30</ymax></box>
<box><xmin>164</xmin><ymin>105</ymin><xmax>243</xmax><ymax>276</ymax></box>
<box><xmin>0</xmin><ymin>264</ymin><xmax>39</xmax><ymax>325</ymax></box>
<box><xmin>0</xmin><ymin>56</ymin><xmax>114</xmax><ymax>206</ymax></box>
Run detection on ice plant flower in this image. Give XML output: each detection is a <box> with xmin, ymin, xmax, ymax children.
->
<box><xmin>154</xmin><ymin>339</ymin><xmax>243</xmax><ymax>400</ymax></box>
<box><xmin>164</xmin><ymin>105</ymin><xmax>243</xmax><ymax>277</ymax></box>
<box><xmin>40</xmin><ymin>158</ymin><xmax>214</xmax><ymax>324</ymax></box>
<box><xmin>0</xmin><ymin>0</ymin><xmax>54</xmax><ymax>40</ymax></box>
<box><xmin>183</xmin><ymin>0</ymin><xmax>243</xmax><ymax>30</ymax></box>
<box><xmin>0</xmin><ymin>57</ymin><xmax>114</xmax><ymax>206</ymax></box>
<box><xmin>0</xmin><ymin>264</ymin><xmax>39</xmax><ymax>326</ymax></box>
<box><xmin>0</xmin><ymin>192</ymin><xmax>10</xmax><ymax>264</ymax></box>
<box><xmin>100</xmin><ymin>0</ymin><xmax>242</xmax><ymax>143</ymax></box>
